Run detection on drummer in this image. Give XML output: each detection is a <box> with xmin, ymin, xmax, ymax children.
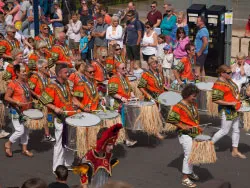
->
<box><xmin>108</xmin><ymin>62</ymin><xmax>137</xmax><ymax>147</ymax></box>
<box><xmin>4</xmin><ymin>64</ymin><xmax>33</xmax><ymax>157</ymax></box>
<box><xmin>2</xmin><ymin>49</ymin><xmax>29</xmax><ymax>81</ymax></box>
<box><xmin>138</xmin><ymin>55</ymin><xmax>165</xmax><ymax>100</ymax></box>
<box><xmin>167</xmin><ymin>84</ymin><xmax>201</xmax><ymax>188</ymax></box>
<box><xmin>39</xmin><ymin>63</ymin><xmax>81</xmax><ymax>171</ymax></box>
<box><xmin>106</xmin><ymin>44</ymin><xmax>123</xmax><ymax>77</ymax></box>
<box><xmin>172</xmin><ymin>43</ymin><xmax>196</xmax><ymax>87</ymax></box>
<box><xmin>68</xmin><ymin>60</ymin><xmax>87</xmax><ymax>91</ymax></box>
<box><xmin>73</xmin><ymin>64</ymin><xmax>101</xmax><ymax>112</ymax></box>
<box><xmin>28</xmin><ymin>59</ymin><xmax>55</xmax><ymax>142</ymax></box>
<box><xmin>211</xmin><ymin>65</ymin><xmax>246</xmax><ymax>159</ymax></box>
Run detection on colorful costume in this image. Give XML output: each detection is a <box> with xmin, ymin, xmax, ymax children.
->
<box><xmin>108</xmin><ymin>75</ymin><xmax>132</xmax><ymax>109</ymax></box>
<box><xmin>0</xmin><ymin>38</ymin><xmax>20</xmax><ymax>59</ymax></box>
<box><xmin>173</xmin><ymin>56</ymin><xmax>195</xmax><ymax>82</ymax></box>
<box><xmin>39</xmin><ymin>79</ymin><xmax>75</xmax><ymax>171</ymax></box>
<box><xmin>68</xmin><ymin>72</ymin><xmax>87</xmax><ymax>91</ymax></box>
<box><xmin>2</xmin><ymin>63</ymin><xmax>29</xmax><ymax>81</ymax></box>
<box><xmin>73</xmin><ymin>78</ymin><xmax>100</xmax><ymax>111</ymax></box>
<box><xmin>211</xmin><ymin>78</ymin><xmax>241</xmax><ymax>149</ymax></box>
<box><xmin>77</xmin><ymin>123</ymin><xmax>122</xmax><ymax>188</ymax></box>
<box><xmin>91</xmin><ymin>61</ymin><xmax>107</xmax><ymax>82</ymax></box>
<box><xmin>168</xmin><ymin>101</ymin><xmax>201</xmax><ymax>175</ymax></box>
<box><xmin>51</xmin><ymin>44</ymin><xmax>73</xmax><ymax>68</ymax></box>
<box><xmin>34</xmin><ymin>34</ymin><xmax>55</xmax><ymax>49</ymax></box>
<box><xmin>138</xmin><ymin>70</ymin><xmax>164</xmax><ymax>99</ymax></box>
<box><xmin>106</xmin><ymin>56</ymin><xmax>117</xmax><ymax>75</ymax></box>
<box><xmin>28</xmin><ymin>72</ymin><xmax>49</xmax><ymax>97</ymax></box>
<box><xmin>28</xmin><ymin>50</ymin><xmax>53</xmax><ymax>71</ymax></box>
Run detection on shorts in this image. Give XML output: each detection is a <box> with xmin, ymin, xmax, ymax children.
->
<box><xmin>142</xmin><ymin>53</ymin><xmax>155</xmax><ymax>62</ymax></box>
<box><xmin>81</xmin><ymin>53</ymin><xmax>87</xmax><ymax>61</ymax></box>
<box><xmin>196</xmin><ymin>53</ymin><xmax>207</xmax><ymax>67</ymax></box>
<box><xmin>126</xmin><ymin>45</ymin><xmax>140</xmax><ymax>61</ymax></box>
<box><xmin>163</xmin><ymin>68</ymin><xmax>171</xmax><ymax>77</ymax></box>
<box><xmin>69</xmin><ymin>39</ymin><xmax>79</xmax><ymax>50</ymax></box>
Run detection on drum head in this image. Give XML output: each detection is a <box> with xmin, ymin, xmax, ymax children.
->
<box><xmin>194</xmin><ymin>134</ymin><xmax>211</xmax><ymax>141</ymax></box>
<box><xmin>196</xmin><ymin>82</ymin><xmax>214</xmax><ymax>91</ymax></box>
<box><xmin>127</xmin><ymin>101</ymin><xmax>154</xmax><ymax>107</ymax></box>
<box><xmin>66</xmin><ymin>112</ymin><xmax>101</xmax><ymax>127</ymax></box>
<box><xmin>158</xmin><ymin>91</ymin><xmax>182</xmax><ymax>106</ymax></box>
<box><xmin>238</xmin><ymin>106</ymin><xmax>250</xmax><ymax>112</ymax></box>
<box><xmin>96</xmin><ymin>110</ymin><xmax>119</xmax><ymax>119</ymax></box>
<box><xmin>102</xmin><ymin>80</ymin><xmax>109</xmax><ymax>85</ymax></box>
<box><xmin>23</xmin><ymin>109</ymin><xmax>44</xmax><ymax>119</ymax></box>
<box><xmin>128</xmin><ymin>76</ymin><xmax>137</xmax><ymax>82</ymax></box>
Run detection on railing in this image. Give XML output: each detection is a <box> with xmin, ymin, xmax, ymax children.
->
<box><xmin>231</xmin><ymin>35</ymin><xmax>250</xmax><ymax>58</ymax></box>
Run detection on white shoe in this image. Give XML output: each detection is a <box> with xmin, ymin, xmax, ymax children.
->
<box><xmin>0</xmin><ymin>130</ymin><xmax>10</xmax><ymax>138</ymax></box>
<box><xmin>124</xmin><ymin>139</ymin><xmax>137</xmax><ymax>147</ymax></box>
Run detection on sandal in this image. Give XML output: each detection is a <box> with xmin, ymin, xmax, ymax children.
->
<box><xmin>156</xmin><ymin>133</ymin><xmax>165</xmax><ymax>140</ymax></box>
<box><xmin>232</xmin><ymin>151</ymin><xmax>246</xmax><ymax>159</ymax></box>
<box><xmin>4</xmin><ymin>143</ymin><xmax>13</xmax><ymax>157</ymax></box>
<box><xmin>188</xmin><ymin>173</ymin><xmax>199</xmax><ymax>181</ymax></box>
<box><xmin>22</xmin><ymin>150</ymin><xmax>34</xmax><ymax>157</ymax></box>
<box><xmin>182</xmin><ymin>178</ymin><xmax>197</xmax><ymax>188</ymax></box>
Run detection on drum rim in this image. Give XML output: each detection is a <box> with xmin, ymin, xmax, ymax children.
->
<box><xmin>96</xmin><ymin>110</ymin><xmax>119</xmax><ymax>119</ymax></box>
<box><xmin>195</xmin><ymin>82</ymin><xmax>214</xmax><ymax>91</ymax></box>
<box><xmin>125</xmin><ymin>101</ymin><xmax>155</xmax><ymax>107</ymax></box>
<box><xmin>66</xmin><ymin>112</ymin><xmax>101</xmax><ymax>127</ymax></box>
<box><xmin>194</xmin><ymin>134</ymin><xmax>211</xmax><ymax>141</ymax></box>
<box><xmin>127</xmin><ymin>75</ymin><xmax>137</xmax><ymax>81</ymax></box>
<box><xmin>158</xmin><ymin>91</ymin><xmax>182</xmax><ymax>106</ymax></box>
<box><xmin>23</xmin><ymin>109</ymin><xmax>44</xmax><ymax>119</ymax></box>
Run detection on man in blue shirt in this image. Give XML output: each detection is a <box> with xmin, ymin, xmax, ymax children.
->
<box><xmin>195</xmin><ymin>16</ymin><xmax>209</xmax><ymax>81</ymax></box>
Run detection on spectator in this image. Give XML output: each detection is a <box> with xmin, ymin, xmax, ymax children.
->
<box><xmin>80</xmin><ymin>6</ymin><xmax>93</xmax><ymax>30</ymax></box>
<box><xmin>125</xmin><ymin>10</ymin><xmax>142</xmax><ymax>74</ymax></box>
<box><xmin>245</xmin><ymin>14</ymin><xmax>250</xmax><ymax>37</ymax></box>
<box><xmin>172</xmin><ymin>11</ymin><xmax>189</xmax><ymax>42</ymax></box>
<box><xmin>50</xmin><ymin>0</ymin><xmax>63</xmax><ymax>38</ymax></box>
<box><xmin>195</xmin><ymin>16</ymin><xmax>209</xmax><ymax>81</ymax></box>
<box><xmin>21</xmin><ymin>178</ymin><xmax>47</xmax><ymax>188</ymax></box>
<box><xmin>121</xmin><ymin>1</ymin><xmax>139</xmax><ymax>24</ymax></box>
<box><xmin>162</xmin><ymin>44</ymin><xmax>173</xmax><ymax>87</ymax></box>
<box><xmin>100</xmin><ymin>6</ymin><xmax>111</xmax><ymax>25</ymax></box>
<box><xmin>6</xmin><ymin>0</ymin><xmax>21</xmax><ymax>24</ymax></box>
<box><xmin>90</xmin><ymin>0</ymin><xmax>98</xmax><ymax>16</ymax></box>
<box><xmin>61</xmin><ymin>0</ymin><xmax>76</xmax><ymax>25</ymax></box>
<box><xmin>160</xmin><ymin>4</ymin><xmax>176</xmax><ymax>37</ymax></box>
<box><xmin>79</xmin><ymin>29</ymin><xmax>88</xmax><ymax>61</ymax></box>
<box><xmin>78</xmin><ymin>0</ymin><xmax>92</xmax><ymax>17</ymax></box>
<box><xmin>92</xmin><ymin>13</ymin><xmax>108</xmax><ymax>59</ymax></box>
<box><xmin>67</xmin><ymin>13</ymin><xmax>82</xmax><ymax>57</ymax></box>
<box><xmin>93</xmin><ymin>4</ymin><xmax>101</xmax><ymax>21</ymax></box>
<box><xmin>146</xmin><ymin>1</ymin><xmax>162</xmax><ymax>28</ymax></box>
<box><xmin>0</xmin><ymin>0</ymin><xmax>4</xmax><ymax>14</ymax></box>
<box><xmin>156</xmin><ymin>34</ymin><xmax>167</xmax><ymax>60</ymax></box>
<box><xmin>20</xmin><ymin>0</ymin><xmax>31</xmax><ymax>34</ymax></box>
<box><xmin>86</xmin><ymin>19</ymin><xmax>94</xmax><ymax>62</ymax></box>
<box><xmin>173</xmin><ymin>27</ymin><xmax>190</xmax><ymax>67</ymax></box>
<box><xmin>106</xmin><ymin>15</ymin><xmax>123</xmax><ymax>48</ymax></box>
<box><xmin>141</xmin><ymin>21</ymin><xmax>158</xmax><ymax>62</ymax></box>
<box><xmin>4</xmin><ymin>6</ymin><xmax>13</xmax><ymax>25</ymax></box>
<box><xmin>0</xmin><ymin>12</ymin><xmax>5</xmax><ymax>36</ymax></box>
<box><xmin>231</xmin><ymin>52</ymin><xmax>250</xmax><ymax>90</ymax></box>
<box><xmin>49</xmin><ymin>165</ymin><xmax>70</xmax><ymax>188</ymax></box>
<box><xmin>246</xmin><ymin>49</ymin><xmax>250</xmax><ymax>65</ymax></box>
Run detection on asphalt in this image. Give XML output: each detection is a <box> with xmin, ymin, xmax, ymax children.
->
<box><xmin>1</xmin><ymin>112</ymin><xmax>250</xmax><ymax>188</ymax></box>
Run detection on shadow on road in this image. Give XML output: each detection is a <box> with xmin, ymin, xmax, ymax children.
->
<box><xmin>113</xmin><ymin>144</ymin><xmax>127</xmax><ymax>158</ymax></box>
<box><xmin>28</xmin><ymin>131</ymin><xmax>53</xmax><ymax>152</ymax></box>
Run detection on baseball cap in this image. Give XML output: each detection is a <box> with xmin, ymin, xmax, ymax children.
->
<box><xmin>163</xmin><ymin>44</ymin><xmax>171</xmax><ymax>51</ymax></box>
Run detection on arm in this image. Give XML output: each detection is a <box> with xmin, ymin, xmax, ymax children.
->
<box><xmin>113</xmin><ymin>94</ymin><xmax>128</xmax><ymax>103</ymax></box>
<box><xmin>107</xmin><ymin>26</ymin><xmax>123</xmax><ymax>40</ymax></box>
<box><xmin>149</xmin><ymin>32</ymin><xmax>158</xmax><ymax>47</ymax></box>
<box><xmin>213</xmin><ymin>100</ymin><xmax>238</xmax><ymax>106</ymax></box>
<box><xmin>51</xmin><ymin>9</ymin><xmax>63</xmax><ymax>22</ymax></box>
<box><xmin>139</xmin><ymin>88</ymin><xmax>152</xmax><ymax>100</ymax></box>
<box><xmin>154</xmin><ymin>19</ymin><xmax>162</xmax><ymax>28</ymax></box>
<box><xmin>197</xmin><ymin>36</ymin><xmax>208</xmax><ymax>57</ymax></box>
<box><xmin>72</xmin><ymin>21</ymin><xmax>82</xmax><ymax>33</ymax></box>
<box><xmin>173</xmin><ymin>69</ymin><xmax>183</xmax><ymax>84</ymax></box>
<box><xmin>240</xmin><ymin>64</ymin><xmax>245</xmax><ymax>76</ymax></box>
<box><xmin>6</xmin><ymin>5</ymin><xmax>19</xmax><ymax>16</ymax></box>
<box><xmin>136</xmin><ymin>30</ymin><xmax>142</xmax><ymax>45</ymax></box>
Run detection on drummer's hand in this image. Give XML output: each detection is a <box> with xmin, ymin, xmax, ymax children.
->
<box><xmin>54</xmin><ymin>107</ymin><xmax>63</xmax><ymax>114</ymax></box>
<box><xmin>16</xmin><ymin>101</ymin><xmax>29</xmax><ymax>107</ymax></box>
<box><xmin>84</xmin><ymin>107</ymin><xmax>91</xmax><ymax>112</ymax></box>
<box><xmin>121</xmin><ymin>97</ymin><xmax>128</xmax><ymax>103</ymax></box>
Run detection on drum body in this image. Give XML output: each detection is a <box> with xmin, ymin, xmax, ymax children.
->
<box><xmin>23</xmin><ymin>109</ymin><xmax>44</xmax><ymax>130</ymax></box>
<box><xmin>197</xmin><ymin>90</ymin><xmax>208</xmax><ymax>112</ymax></box>
<box><xmin>0</xmin><ymin>71</ymin><xmax>7</xmax><ymax>94</ymax></box>
<box><xmin>128</xmin><ymin>76</ymin><xmax>144</xmax><ymax>100</ymax></box>
<box><xmin>189</xmin><ymin>134</ymin><xmax>217</xmax><ymax>164</ymax></box>
<box><xmin>124</xmin><ymin>101</ymin><xmax>163</xmax><ymax>135</ymax></box>
<box><xmin>0</xmin><ymin>101</ymin><xmax>5</xmax><ymax>128</ymax></box>
<box><xmin>66</xmin><ymin>113</ymin><xmax>102</xmax><ymax>157</ymax></box>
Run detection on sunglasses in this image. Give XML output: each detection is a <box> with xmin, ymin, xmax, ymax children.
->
<box><xmin>166</xmin><ymin>10</ymin><xmax>171</xmax><ymax>12</ymax></box>
<box><xmin>146</xmin><ymin>26</ymin><xmax>151</xmax><ymax>29</ymax></box>
<box><xmin>151</xmin><ymin>5</ymin><xmax>156</xmax><ymax>8</ymax></box>
<box><xmin>190</xmin><ymin>49</ymin><xmax>195</xmax><ymax>52</ymax></box>
<box><xmin>87</xmin><ymin>70</ymin><xmax>95</xmax><ymax>74</ymax></box>
<box><xmin>102</xmin><ymin>56</ymin><xmax>107</xmax><ymax>58</ymax></box>
<box><xmin>126</xmin><ymin>15</ymin><xmax>132</xmax><ymax>17</ymax></box>
<box><xmin>43</xmin><ymin>28</ymin><xmax>49</xmax><ymax>30</ymax></box>
<box><xmin>121</xmin><ymin>67</ymin><xmax>126</xmax><ymax>70</ymax></box>
<box><xmin>178</xmin><ymin>32</ymin><xmax>184</xmax><ymax>34</ymax></box>
<box><xmin>115</xmin><ymin>48</ymin><xmax>121</xmax><ymax>51</ymax></box>
<box><xmin>224</xmin><ymin>71</ymin><xmax>232</xmax><ymax>75</ymax></box>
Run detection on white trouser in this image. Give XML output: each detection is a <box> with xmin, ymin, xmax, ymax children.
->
<box><xmin>9</xmin><ymin>116</ymin><xmax>29</xmax><ymax>145</ymax></box>
<box><xmin>53</xmin><ymin>118</ymin><xmax>74</xmax><ymax>171</ymax></box>
<box><xmin>212</xmin><ymin>112</ymin><xmax>240</xmax><ymax>147</ymax></box>
<box><xmin>178</xmin><ymin>134</ymin><xmax>193</xmax><ymax>174</ymax></box>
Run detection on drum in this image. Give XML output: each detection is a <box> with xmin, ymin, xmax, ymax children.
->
<box><xmin>238</xmin><ymin>102</ymin><xmax>250</xmax><ymax>131</ymax></box>
<box><xmin>23</xmin><ymin>109</ymin><xmax>44</xmax><ymax>130</ymax></box>
<box><xmin>96</xmin><ymin>110</ymin><xmax>125</xmax><ymax>143</ymax></box>
<box><xmin>124</xmin><ymin>101</ymin><xmax>163</xmax><ymax>136</ymax></box>
<box><xmin>0</xmin><ymin>100</ymin><xmax>5</xmax><ymax>129</ymax></box>
<box><xmin>128</xmin><ymin>76</ymin><xmax>144</xmax><ymax>100</ymax></box>
<box><xmin>66</xmin><ymin>112</ymin><xmax>102</xmax><ymax>157</ymax></box>
<box><xmin>158</xmin><ymin>91</ymin><xmax>182</xmax><ymax>132</ymax></box>
<box><xmin>0</xmin><ymin>70</ymin><xmax>7</xmax><ymax>94</ymax></box>
<box><xmin>196</xmin><ymin>82</ymin><xmax>218</xmax><ymax>116</ymax></box>
<box><xmin>189</xmin><ymin>134</ymin><xmax>217</xmax><ymax>165</ymax></box>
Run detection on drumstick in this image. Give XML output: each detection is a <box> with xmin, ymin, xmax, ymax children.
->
<box><xmin>63</xmin><ymin>111</ymin><xmax>78</xmax><ymax>113</ymax></box>
<box><xmin>128</xmin><ymin>98</ymin><xmax>139</xmax><ymax>101</ymax></box>
<box><xmin>92</xmin><ymin>110</ymin><xmax>103</xmax><ymax>112</ymax></box>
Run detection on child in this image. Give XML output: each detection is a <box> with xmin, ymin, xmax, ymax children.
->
<box><xmin>156</xmin><ymin>34</ymin><xmax>167</xmax><ymax>61</ymax></box>
<box><xmin>162</xmin><ymin>44</ymin><xmax>173</xmax><ymax>87</ymax></box>
<box><xmin>48</xmin><ymin>165</ymin><xmax>70</xmax><ymax>188</ymax></box>
<box><xmin>79</xmin><ymin>29</ymin><xmax>88</xmax><ymax>61</ymax></box>
<box><xmin>133</xmin><ymin>61</ymin><xmax>144</xmax><ymax>79</ymax></box>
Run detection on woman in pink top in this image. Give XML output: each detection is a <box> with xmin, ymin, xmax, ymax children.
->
<box><xmin>6</xmin><ymin>0</ymin><xmax>21</xmax><ymax>24</ymax></box>
<box><xmin>173</xmin><ymin>27</ymin><xmax>190</xmax><ymax>67</ymax></box>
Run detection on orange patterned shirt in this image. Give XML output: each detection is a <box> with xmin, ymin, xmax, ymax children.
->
<box><xmin>28</xmin><ymin>72</ymin><xmax>49</xmax><ymax>96</ymax></box>
<box><xmin>2</xmin><ymin>63</ymin><xmax>29</xmax><ymax>81</ymax></box>
<box><xmin>0</xmin><ymin>38</ymin><xmax>20</xmax><ymax>57</ymax></box>
<box><xmin>92</xmin><ymin>61</ymin><xmax>106</xmax><ymax>82</ymax></box>
<box><xmin>51</xmin><ymin>44</ymin><xmax>73</xmax><ymax>68</ymax></box>
<box><xmin>34</xmin><ymin>34</ymin><xmax>55</xmax><ymax>49</ymax></box>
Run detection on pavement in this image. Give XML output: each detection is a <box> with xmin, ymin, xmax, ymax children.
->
<box><xmin>1</xmin><ymin>112</ymin><xmax>250</xmax><ymax>188</ymax></box>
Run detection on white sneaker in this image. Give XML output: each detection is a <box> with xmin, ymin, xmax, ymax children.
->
<box><xmin>0</xmin><ymin>130</ymin><xmax>10</xmax><ymax>138</ymax></box>
<box><xmin>124</xmin><ymin>139</ymin><xmax>137</xmax><ymax>147</ymax></box>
